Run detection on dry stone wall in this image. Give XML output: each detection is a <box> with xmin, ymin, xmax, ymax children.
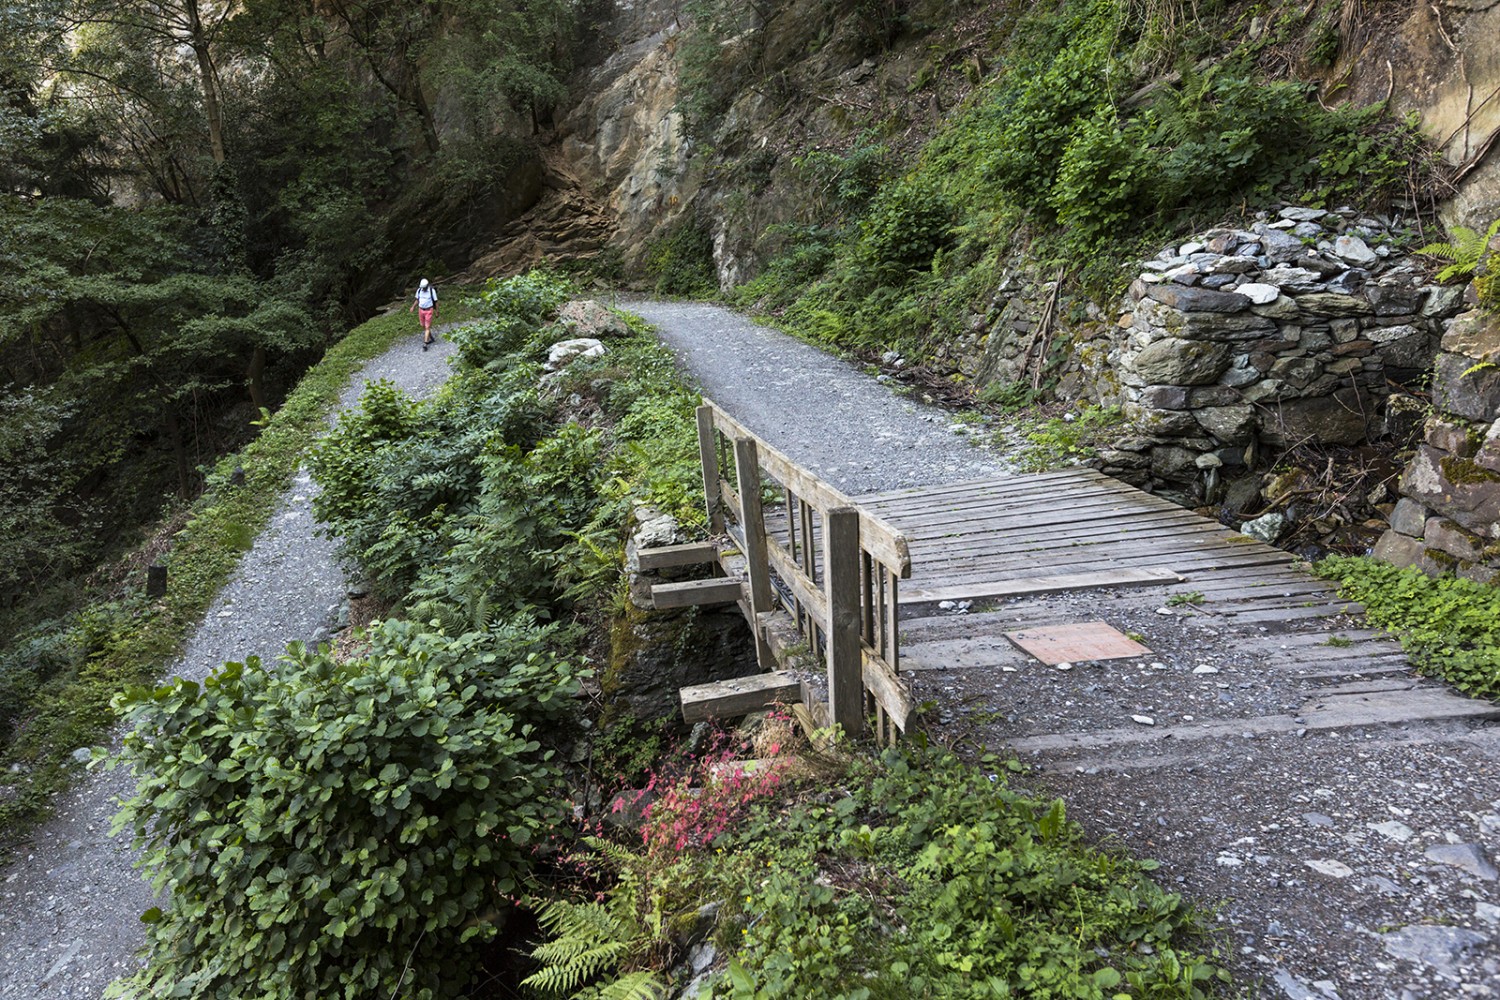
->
<box><xmin>1374</xmin><ymin>309</ymin><xmax>1500</xmax><ymax>584</ymax></box>
<box><xmin>1095</xmin><ymin>207</ymin><xmax>1467</xmax><ymax>500</ymax></box>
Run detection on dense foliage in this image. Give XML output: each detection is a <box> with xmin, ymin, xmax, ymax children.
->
<box><xmin>724</xmin><ymin>0</ymin><xmax>1432</xmax><ymax>361</ymax></box>
<box><xmin>1316</xmin><ymin>555</ymin><xmax>1500</xmax><ymax>701</ymax></box>
<box><xmin>0</xmin><ymin>304</ymin><xmax>473</xmax><ymax>851</ymax></box>
<box><xmin>0</xmin><ymin>0</ymin><xmax>583</xmax><ymax>645</ymax></box>
<box><xmin>109</xmin><ymin>620</ymin><xmax>580</xmax><ymax>999</ymax></box>
<box><xmin>531</xmin><ymin>742</ymin><xmax>1229</xmax><ymax>998</ymax></box>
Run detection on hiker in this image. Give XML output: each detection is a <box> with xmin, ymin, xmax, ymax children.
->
<box><xmin>410</xmin><ymin>278</ymin><xmax>438</xmax><ymax>350</ymax></box>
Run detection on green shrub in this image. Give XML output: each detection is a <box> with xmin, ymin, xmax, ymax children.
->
<box><xmin>108</xmin><ymin>617</ymin><xmax>581</xmax><ymax>1000</ymax></box>
<box><xmin>646</xmin><ymin>220</ymin><xmax>718</xmax><ymax>297</ymax></box>
<box><xmin>853</xmin><ymin>175</ymin><xmax>956</xmax><ymax>282</ymax></box>
<box><xmin>1315</xmin><ymin>555</ymin><xmax>1500</xmax><ymax>699</ymax></box>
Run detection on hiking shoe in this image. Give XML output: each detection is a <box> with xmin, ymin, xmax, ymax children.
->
<box><xmin>422</xmin><ymin>341</ymin><xmax>429</xmax><ymax>351</ymax></box>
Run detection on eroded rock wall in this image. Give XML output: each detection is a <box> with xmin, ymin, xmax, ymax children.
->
<box><xmin>1374</xmin><ymin>309</ymin><xmax>1500</xmax><ymax>583</ymax></box>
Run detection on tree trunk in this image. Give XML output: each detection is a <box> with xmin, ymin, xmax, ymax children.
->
<box><xmin>185</xmin><ymin>0</ymin><xmax>226</xmax><ymax>165</ymax></box>
<box><xmin>163</xmin><ymin>406</ymin><xmax>191</xmax><ymax>498</ymax></box>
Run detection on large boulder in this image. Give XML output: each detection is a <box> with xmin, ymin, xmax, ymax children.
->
<box><xmin>545</xmin><ymin>337</ymin><xmax>607</xmax><ymax>370</ymax></box>
<box><xmin>555</xmin><ymin>299</ymin><xmax>632</xmax><ymax>339</ymax></box>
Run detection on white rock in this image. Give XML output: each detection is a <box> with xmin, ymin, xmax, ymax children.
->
<box><xmin>1235</xmin><ymin>282</ymin><xmax>1281</xmax><ymax>305</ymax></box>
<box><xmin>1279</xmin><ymin>206</ymin><xmax>1325</xmax><ymax>222</ymax></box>
<box><xmin>1131</xmin><ymin>714</ymin><xmax>1155</xmax><ymax>726</ymax></box>
<box><xmin>1216</xmin><ymin>854</ymin><xmax>1244</xmax><ymax>867</ymax></box>
<box><xmin>1193</xmin><ymin>665</ymin><xmax>1220</xmax><ymax>675</ymax></box>
<box><xmin>1476</xmin><ymin>901</ymin><xmax>1500</xmax><ymax>924</ymax></box>
<box><xmin>1334</xmin><ymin>234</ymin><xmax>1378</xmax><ymax>266</ymax></box>
<box><xmin>1368</xmin><ymin>820</ymin><xmax>1415</xmax><ymax>843</ymax></box>
<box><xmin>545</xmin><ymin>337</ymin><xmax>606</xmax><ymax>370</ymax></box>
<box><xmin>1055</xmin><ymin>662</ymin><xmax>1073</xmax><ymax>671</ymax></box>
<box><xmin>1179</xmin><ymin>241</ymin><xmax>1206</xmax><ymax>256</ymax></box>
<box><xmin>1305</xmin><ymin>859</ymin><xmax>1355</xmax><ymax>878</ymax></box>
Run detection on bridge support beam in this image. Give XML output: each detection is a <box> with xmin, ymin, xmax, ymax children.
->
<box><xmin>826</xmin><ymin>507</ymin><xmax>865</xmax><ymax>738</ymax></box>
<box><xmin>733</xmin><ymin>437</ymin><xmax>775</xmax><ymax>669</ymax></box>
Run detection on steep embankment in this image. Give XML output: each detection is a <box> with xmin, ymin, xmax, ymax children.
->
<box><xmin>0</xmin><ymin>328</ymin><xmax>461</xmax><ymax>1000</ymax></box>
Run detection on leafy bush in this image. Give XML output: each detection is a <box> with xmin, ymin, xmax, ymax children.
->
<box><xmin>108</xmin><ymin>617</ymin><xmax>581</xmax><ymax>1000</ymax></box>
<box><xmin>450</xmin><ymin>270</ymin><xmax>574</xmax><ymax>366</ymax></box>
<box><xmin>645</xmin><ymin>220</ymin><xmax>718</xmax><ymax>297</ymax></box>
<box><xmin>1316</xmin><ymin>555</ymin><xmax>1500</xmax><ymax>699</ymax></box>
<box><xmin>532</xmin><ymin>745</ymin><xmax>1228</xmax><ymax>998</ymax></box>
<box><xmin>852</xmin><ymin>175</ymin><xmax>956</xmax><ymax>283</ymax></box>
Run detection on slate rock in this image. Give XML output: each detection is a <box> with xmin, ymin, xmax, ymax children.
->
<box><xmin>1296</xmin><ymin>293</ymin><xmax>1375</xmax><ymax>317</ymax></box>
<box><xmin>1236</xmin><ymin>282</ymin><xmax>1281</xmax><ymax>305</ymax></box>
<box><xmin>1372</xmin><ymin>529</ymin><xmax>1424</xmax><ymax>569</ymax></box>
<box><xmin>1424</xmin><ymin>842</ymin><xmax>1499</xmax><ymax>881</ymax></box>
<box><xmin>1388</xmin><ymin>497</ymin><xmax>1429</xmax><ymax>537</ymax></box>
<box><xmin>1131</xmin><ymin>338</ymin><xmax>1233</xmax><ymax>385</ymax></box>
<box><xmin>1262</xmin><ymin>266</ymin><xmax>1324</xmax><ymax>292</ymax></box>
<box><xmin>1380</xmin><ymin>925</ymin><xmax>1490</xmax><ymax>977</ymax></box>
<box><xmin>1366</xmin><ymin>284</ymin><xmax>1425</xmax><ymax>316</ymax></box>
<box><xmin>1434</xmin><ymin>352</ymin><xmax>1500</xmax><ymax>421</ymax></box>
<box><xmin>1258</xmin><ymin>388</ymin><xmax>1374</xmax><ymax>446</ymax></box>
<box><xmin>1195</xmin><ymin>405</ymin><xmax>1256</xmax><ymax>445</ymax></box>
<box><xmin>1279</xmin><ymin>206</ymin><xmax>1326</xmax><ymax>222</ymax></box>
<box><xmin>1334</xmin><ymin>234</ymin><xmax>1379</xmax><ymax>266</ymax></box>
<box><xmin>1143</xmin><ymin>284</ymin><xmax>1253</xmax><ymax>313</ymax></box>
<box><xmin>1441</xmin><ymin>309</ymin><xmax>1500</xmax><ymax>361</ymax></box>
<box><xmin>1257</xmin><ymin>227</ymin><xmax>1307</xmax><ymax>262</ymax></box>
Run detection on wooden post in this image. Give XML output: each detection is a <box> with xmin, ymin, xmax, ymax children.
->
<box><xmin>733</xmin><ymin>437</ymin><xmax>774</xmax><ymax>668</ymax></box>
<box><xmin>825</xmin><ymin>507</ymin><xmax>864</xmax><ymax>737</ymax></box>
<box><xmin>696</xmin><ymin>406</ymin><xmax>724</xmax><ymax>533</ymax></box>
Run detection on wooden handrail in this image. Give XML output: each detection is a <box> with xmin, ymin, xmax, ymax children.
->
<box><xmin>697</xmin><ymin>400</ymin><xmax>913</xmax><ymax>740</ymax></box>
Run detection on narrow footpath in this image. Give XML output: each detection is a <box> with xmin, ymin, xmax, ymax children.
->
<box><xmin>0</xmin><ymin>325</ymin><xmax>461</xmax><ymax>1000</ymax></box>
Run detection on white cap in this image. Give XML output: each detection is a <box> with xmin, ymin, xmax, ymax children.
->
<box><xmin>419</xmin><ymin>278</ymin><xmax>429</xmax><ymax>289</ymax></box>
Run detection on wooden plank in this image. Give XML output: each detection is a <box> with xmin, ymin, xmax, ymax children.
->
<box><xmin>857</xmin><ymin>469</ymin><xmax>1105</xmax><ymax>507</ymax></box>
<box><xmin>651</xmin><ymin>578</ymin><xmax>745</xmax><ymax>609</ymax></box>
<box><xmin>696</xmin><ymin>405</ymin><xmax>724</xmax><ymax>533</ymax></box>
<box><xmin>880</xmin><ymin>488</ymin><xmax>1192</xmax><ymax>530</ymax></box>
<box><xmin>637</xmin><ymin>542</ymin><xmax>720</xmax><ymax>571</ymax></box>
<box><xmin>1009</xmin><ymin>687</ymin><xmax>1500</xmax><ymax>753</ymax></box>
<box><xmin>862</xmin><ymin>649</ymin><xmax>914</xmax><ymax>732</ymax></box>
<box><xmin>900</xmin><ymin>567</ymin><xmax>1184</xmax><ymax>604</ymax></box>
<box><xmin>765</xmin><ymin>536</ymin><xmax>830</xmax><ymax>628</ymax></box>
<box><xmin>706</xmin><ymin>399</ymin><xmax>911</xmax><ymax>575</ymax></box>
<box><xmin>734</xmin><ymin>437</ymin><xmax>776</xmax><ymax>668</ymax></box>
<box><xmin>826</xmin><ymin>507</ymin><xmax>864</xmax><ymax>736</ymax></box>
<box><xmin>680</xmin><ymin>671</ymin><xmax>803</xmax><ymax>723</ymax></box>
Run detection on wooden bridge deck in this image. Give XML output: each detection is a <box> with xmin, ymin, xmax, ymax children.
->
<box><xmin>835</xmin><ymin>468</ymin><xmax>1499</xmax><ymax>750</ymax></box>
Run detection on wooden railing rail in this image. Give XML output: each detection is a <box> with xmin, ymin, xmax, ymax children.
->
<box><xmin>696</xmin><ymin>400</ymin><xmax>914</xmax><ymax>739</ymax></box>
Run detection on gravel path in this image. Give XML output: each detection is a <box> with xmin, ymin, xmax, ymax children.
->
<box><xmin>0</xmin><ymin>323</ymin><xmax>462</xmax><ymax>1000</ymax></box>
<box><xmin>626</xmin><ymin>300</ymin><xmax>1012</xmax><ymax>494</ymax></box>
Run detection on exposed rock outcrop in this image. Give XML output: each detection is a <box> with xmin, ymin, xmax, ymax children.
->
<box><xmin>1374</xmin><ymin>308</ymin><xmax>1500</xmax><ymax>583</ymax></box>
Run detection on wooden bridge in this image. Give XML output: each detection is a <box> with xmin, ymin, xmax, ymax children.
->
<box><xmin>645</xmin><ymin>399</ymin><xmax>1500</xmax><ymax>745</ymax></box>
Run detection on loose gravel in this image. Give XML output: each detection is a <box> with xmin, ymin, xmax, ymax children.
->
<box><xmin>0</xmin><ymin>322</ymin><xmax>461</xmax><ymax>1000</ymax></box>
<box><xmin>625</xmin><ymin>300</ymin><xmax>1013</xmax><ymax>494</ymax></box>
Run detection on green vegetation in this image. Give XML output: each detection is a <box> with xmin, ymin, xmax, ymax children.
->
<box><xmin>1316</xmin><ymin>555</ymin><xmax>1500</xmax><ymax>700</ymax></box>
<box><xmin>1418</xmin><ymin>218</ymin><xmax>1500</xmax><ymax>310</ymax></box>
<box><xmin>720</xmin><ymin>0</ymin><xmax>1431</xmax><ymax>366</ymax></box>
<box><xmin>1013</xmin><ymin>405</ymin><xmax>1126</xmax><ymax>471</ymax></box>
<box><xmin>0</xmin><ymin>300</ymin><xmax>476</xmax><ymax>851</ymax></box>
<box><xmin>529</xmin><ymin>745</ymin><xmax>1229</xmax><ymax>998</ymax></box>
<box><xmin>1166</xmin><ymin>591</ymin><xmax>1206</xmax><ymax>606</ymax></box>
<box><xmin>109</xmin><ymin>621</ymin><xmax>580</xmax><ymax>1000</ymax></box>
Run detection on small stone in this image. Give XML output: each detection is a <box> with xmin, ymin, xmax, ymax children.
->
<box><xmin>1192</xmin><ymin>665</ymin><xmax>1220</xmax><ymax>675</ymax></box>
<box><xmin>70</xmin><ymin>748</ymin><xmax>93</xmax><ymax>764</ymax></box>
<box><xmin>1240</xmin><ymin>512</ymin><xmax>1286</xmax><ymax>544</ymax></box>
<box><xmin>1425</xmin><ymin>843</ymin><xmax>1499</xmax><ymax>881</ymax></box>
<box><xmin>1280</xmin><ymin>206</ymin><xmax>1325</xmax><ymax>222</ymax></box>
<box><xmin>1131</xmin><ymin>715</ymin><xmax>1155</xmax><ymax>726</ymax></box>
<box><xmin>938</xmin><ymin>600</ymin><xmax>956</xmax><ymax>610</ymax></box>
<box><xmin>1149</xmin><ymin>662</ymin><xmax>1166</xmax><ymax>670</ymax></box>
<box><xmin>1334</xmin><ymin>234</ymin><xmax>1378</xmax><ymax>266</ymax></box>
<box><xmin>1369</xmin><ymin>820</ymin><xmax>1415</xmax><ymax>843</ymax></box>
<box><xmin>1476</xmin><ymin>901</ymin><xmax>1500</xmax><ymax>924</ymax></box>
<box><xmin>1303</xmin><ymin>813</ymin><xmax>1335</xmax><ymax>827</ymax></box>
<box><xmin>1305</xmin><ymin>859</ymin><xmax>1355</xmax><ymax>878</ymax></box>
<box><xmin>1236</xmin><ymin>282</ymin><xmax>1281</xmax><ymax>305</ymax></box>
<box><xmin>1055</xmin><ymin>662</ymin><xmax>1073</xmax><ymax>671</ymax></box>
<box><xmin>1216</xmin><ymin>854</ymin><xmax>1244</xmax><ymax>867</ymax></box>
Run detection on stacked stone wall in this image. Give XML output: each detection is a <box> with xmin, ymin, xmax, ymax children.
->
<box><xmin>1091</xmin><ymin>207</ymin><xmax>1467</xmax><ymax>501</ymax></box>
<box><xmin>1373</xmin><ymin>310</ymin><xmax>1500</xmax><ymax>584</ymax></box>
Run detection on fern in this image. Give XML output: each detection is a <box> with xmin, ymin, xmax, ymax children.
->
<box><xmin>523</xmin><ymin>896</ymin><xmax>667</xmax><ymax>999</ymax></box>
<box><xmin>1417</xmin><ymin>217</ymin><xmax>1500</xmax><ymax>283</ymax></box>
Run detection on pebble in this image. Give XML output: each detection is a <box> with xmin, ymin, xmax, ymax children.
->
<box><xmin>1192</xmin><ymin>664</ymin><xmax>1220</xmax><ymax>675</ymax></box>
<box><xmin>1131</xmin><ymin>714</ymin><xmax>1155</xmax><ymax>726</ymax></box>
<box><xmin>1424</xmin><ymin>843</ymin><xmax>1499</xmax><ymax>882</ymax></box>
<box><xmin>1306</xmin><ymin>859</ymin><xmax>1355</xmax><ymax>878</ymax></box>
<box><xmin>1368</xmin><ymin>820</ymin><xmax>1415</xmax><ymax>843</ymax></box>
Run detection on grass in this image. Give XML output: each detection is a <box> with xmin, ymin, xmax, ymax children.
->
<box><xmin>0</xmin><ymin>297</ymin><xmax>481</xmax><ymax>854</ymax></box>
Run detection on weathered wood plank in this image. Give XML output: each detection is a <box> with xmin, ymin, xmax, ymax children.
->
<box><xmin>651</xmin><ymin>578</ymin><xmax>745</xmax><ymax>609</ymax></box>
<box><xmin>735</xmin><ymin>437</ymin><xmax>776</xmax><ymax>668</ymax></box>
<box><xmin>901</xmin><ymin>567</ymin><xmax>1184</xmax><ymax>604</ymax></box>
<box><xmin>826</xmin><ymin>507</ymin><xmax>864</xmax><ymax>735</ymax></box>
<box><xmin>861</xmin><ymin>650</ymin><xmax>914</xmax><ymax>732</ymax></box>
<box><xmin>637</xmin><ymin>542</ymin><xmax>720</xmax><ymax>571</ymax></box>
<box><xmin>1008</xmin><ymin>688</ymin><xmax>1500</xmax><ymax>752</ymax></box>
<box><xmin>680</xmin><ymin>671</ymin><xmax>803</xmax><ymax>723</ymax></box>
<box><xmin>696</xmin><ymin>405</ymin><xmax>724</xmax><ymax>533</ymax></box>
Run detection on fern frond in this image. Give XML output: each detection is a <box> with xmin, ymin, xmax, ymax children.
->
<box><xmin>581</xmin><ymin>970</ymin><xmax>668</xmax><ymax>1000</ymax></box>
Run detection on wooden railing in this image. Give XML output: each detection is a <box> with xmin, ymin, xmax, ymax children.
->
<box><xmin>696</xmin><ymin>400</ymin><xmax>914</xmax><ymax>740</ymax></box>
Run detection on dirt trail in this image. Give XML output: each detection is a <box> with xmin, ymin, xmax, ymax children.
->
<box><xmin>0</xmin><ymin>324</ymin><xmax>462</xmax><ymax>1000</ymax></box>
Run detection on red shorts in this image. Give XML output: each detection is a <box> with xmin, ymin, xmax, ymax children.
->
<box><xmin>418</xmin><ymin>307</ymin><xmax>434</xmax><ymax>327</ymax></box>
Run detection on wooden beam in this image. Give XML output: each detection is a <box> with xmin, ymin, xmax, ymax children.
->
<box><xmin>900</xmin><ymin>567</ymin><xmax>1185</xmax><ymax>604</ymax></box>
<box><xmin>696</xmin><ymin>405</ymin><xmax>725</xmax><ymax>533</ymax></box>
<box><xmin>680</xmin><ymin>671</ymin><xmax>803</xmax><ymax>723</ymax></box>
<box><xmin>637</xmin><ymin>542</ymin><xmax>720</xmax><ymax>571</ymax></box>
<box><xmin>734</xmin><ymin>437</ymin><xmax>776</xmax><ymax>668</ymax></box>
<box><xmin>861</xmin><ymin>650</ymin><xmax>914</xmax><ymax>733</ymax></box>
<box><xmin>651</xmin><ymin>578</ymin><xmax>745</xmax><ymax>609</ymax></box>
<box><xmin>825</xmin><ymin>507</ymin><xmax>864</xmax><ymax>737</ymax></box>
